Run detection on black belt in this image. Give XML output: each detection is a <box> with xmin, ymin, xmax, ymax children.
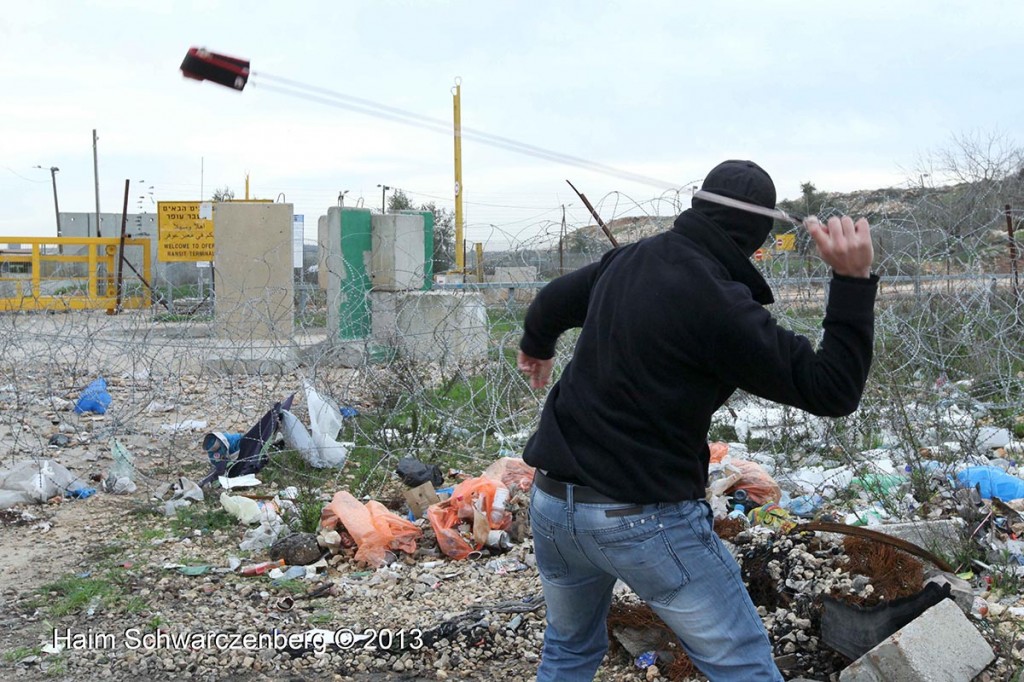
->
<box><xmin>534</xmin><ymin>470</ymin><xmax>641</xmax><ymax>513</ymax></box>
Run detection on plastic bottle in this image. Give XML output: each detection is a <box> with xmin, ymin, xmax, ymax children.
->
<box><xmin>727</xmin><ymin>503</ymin><xmax>747</xmax><ymax>521</ymax></box>
<box><xmin>489</xmin><ymin>487</ymin><xmax>510</xmax><ymax>526</ymax></box>
<box><xmin>238</xmin><ymin>559</ymin><xmax>285</xmax><ymax>576</ymax></box>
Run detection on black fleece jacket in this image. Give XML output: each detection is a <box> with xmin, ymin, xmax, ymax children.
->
<box><xmin>519</xmin><ymin>209</ymin><xmax>878</xmax><ymax>503</ymax></box>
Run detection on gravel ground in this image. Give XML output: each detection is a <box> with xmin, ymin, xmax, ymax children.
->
<box><xmin>1</xmin><ymin>485</ymin><xmax>1021</xmax><ymax>682</ymax></box>
<box><xmin>0</xmin><ymin>346</ymin><xmax>1020</xmax><ymax>681</ymax></box>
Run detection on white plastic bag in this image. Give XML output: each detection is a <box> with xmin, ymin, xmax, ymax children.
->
<box><xmin>221</xmin><ymin>492</ymin><xmax>279</xmax><ymax>525</ymax></box>
<box><xmin>279</xmin><ymin>382</ymin><xmax>349</xmax><ymax>468</ymax></box>
<box><xmin>0</xmin><ymin>459</ymin><xmax>87</xmax><ymax>508</ymax></box>
<box><xmin>239</xmin><ymin>512</ymin><xmax>285</xmax><ymax>551</ymax></box>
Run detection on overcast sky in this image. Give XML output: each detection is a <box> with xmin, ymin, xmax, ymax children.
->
<box><xmin>2</xmin><ymin>1</ymin><xmax>1022</xmax><ymax>249</ymax></box>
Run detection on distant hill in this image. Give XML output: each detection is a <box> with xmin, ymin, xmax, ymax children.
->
<box><xmin>485</xmin><ymin>179</ymin><xmax>1023</xmax><ymax>277</ymax></box>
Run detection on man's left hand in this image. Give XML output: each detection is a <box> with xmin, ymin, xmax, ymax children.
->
<box><xmin>517</xmin><ymin>351</ymin><xmax>554</xmax><ymax>389</ymax></box>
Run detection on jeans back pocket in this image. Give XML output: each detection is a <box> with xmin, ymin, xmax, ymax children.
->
<box><xmin>598</xmin><ymin>531</ymin><xmax>689</xmax><ymax>605</ymax></box>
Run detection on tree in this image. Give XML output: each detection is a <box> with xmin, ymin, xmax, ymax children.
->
<box><xmin>387</xmin><ymin>189</ymin><xmax>414</xmax><ymax>212</ymax></box>
<box><xmin>777</xmin><ymin>181</ymin><xmax>829</xmax><ymax>256</ymax></box>
<box><xmin>422</xmin><ymin>202</ymin><xmax>455</xmax><ymax>273</ymax></box>
<box><xmin>385</xmin><ymin>191</ymin><xmax>456</xmax><ymax>272</ymax></box>
<box><xmin>211</xmin><ymin>186</ymin><xmax>235</xmax><ymax>202</ymax></box>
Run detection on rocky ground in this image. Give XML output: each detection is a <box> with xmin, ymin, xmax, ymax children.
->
<box><xmin>0</xmin><ymin>313</ymin><xmax>1022</xmax><ymax>681</ymax></box>
<box><xmin>1</xmin><ymin>474</ymin><xmax>1022</xmax><ymax>681</ymax></box>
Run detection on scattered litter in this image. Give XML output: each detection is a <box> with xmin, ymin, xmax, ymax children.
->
<box><xmin>237</xmin><ymin>559</ymin><xmax>285</xmax><ymax>576</ymax></box>
<box><xmin>177</xmin><ymin>565</ymin><xmax>211</xmax><ymax>576</ymax></box>
<box><xmin>269</xmin><ymin>565</ymin><xmax>306</xmax><ymax>582</ymax></box>
<box><xmin>748</xmin><ymin>503</ymin><xmax>796</xmax><ymax>532</ymax></box>
<box><xmin>239</xmin><ymin>512</ymin><xmax>285</xmax><ymax>551</ymax></box>
<box><xmin>103</xmin><ymin>439</ymin><xmax>137</xmax><ymax>494</ymax></box>
<box><xmin>47</xmin><ymin>434</ymin><xmax>71</xmax><ymax>447</ymax></box>
<box><xmin>821</xmin><ymin>581</ymin><xmax>952</xmax><ymax>659</ymax></box>
<box><xmin>199</xmin><ymin>394</ymin><xmax>294</xmax><ymax>487</ymax></box>
<box><xmin>851</xmin><ymin>473</ymin><xmax>906</xmax><ymax>497</ymax></box>
<box><xmin>707</xmin><ymin>443</ymin><xmax>781</xmax><ymax>504</ymax></box>
<box><xmin>221</xmin><ymin>492</ymin><xmax>279</xmax><ymax>524</ymax></box>
<box><xmin>321</xmin><ymin>490</ymin><xmax>422</xmax><ymax>567</ymax></box>
<box><xmin>485</xmin><ymin>557</ymin><xmax>527</xmax><ymax>573</ymax></box>
<box><xmin>635</xmin><ymin>651</ymin><xmax>658</xmax><ymax>668</ymax></box>
<box><xmin>160</xmin><ymin>419</ymin><xmax>208</xmax><ymax>433</ymax></box>
<box><xmin>279</xmin><ymin>382</ymin><xmax>349</xmax><ymax>468</ymax></box>
<box><xmin>35</xmin><ymin>396</ymin><xmax>74</xmax><ymax>411</ymax></box>
<box><xmin>428</xmin><ymin>476</ymin><xmax>513</xmax><ymax>559</ymax></box>
<box><xmin>482</xmin><ymin>457</ymin><xmax>536</xmax><ymax>492</ymax></box>
<box><xmin>0</xmin><ymin>459</ymin><xmax>92</xmax><ymax>508</ymax></box>
<box><xmin>845</xmin><ymin>504</ymin><xmax>890</xmax><ymax>527</ymax></box>
<box><xmin>156</xmin><ymin>477</ymin><xmax>204</xmax><ymax>516</ymax></box>
<box><xmin>782</xmin><ymin>494</ymin><xmax>824</xmax><ymax>518</ymax></box>
<box><xmin>395</xmin><ymin>456</ymin><xmax>444</xmax><ymax>488</ymax></box>
<box><xmin>145</xmin><ymin>400</ymin><xmax>177</xmax><ymax>413</ymax></box>
<box><xmin>404</xmin><ymin>481</ymin><xmax>441</xmax><ymax>519</ymax></box>
<box><xmin>74</xmin><ymin>377</ymin><xmax>111</xmax><ymax>415</ymax></box>
<box><xmin>976</xmin><ymin>426</ymin><xmax>1012</xmax><ymax>451</ymax></box>
<box><xmin>217</xmin><ymin>474</ymin><xmax>260</xmax><ymax>489</ymax></box>
<box><xmin>956</xmin><ymin>466</ymin><xmax>1024</xmax><ymax>501</ymax></box>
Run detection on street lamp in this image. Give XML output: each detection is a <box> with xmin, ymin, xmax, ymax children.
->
<box><xmin>376</xmin><ymin>184</ymin><xmax>391</xmax><ymax>214</ymax></box>
<box><xmin>34</xmin><ymin>165</ymin><xmax>61</xmax><ymax>238</ymax></box>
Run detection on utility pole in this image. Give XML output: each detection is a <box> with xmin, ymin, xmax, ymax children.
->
<box><xmin>93</xmin><ymin>129</ymin><xmax>102</xmax><ymax>238</ymax></box>
<box><xmin>452</xmin><ymin>78</ymin><xmax>464</xmax><ymax>273</ymax></box>
<box><xmin>36</xmin><ymin>165</ymin><xmax>61</xmax><ymax>234</ymax></box>
<box><xmin>377</xmin><ymin>184</ymin><xmax>391</xmax><ymax>213</ymax></box>
<box><xmin>35</xmin><ymin>165</ymin><xmax>61</xmax><ymax>254</ymax></box>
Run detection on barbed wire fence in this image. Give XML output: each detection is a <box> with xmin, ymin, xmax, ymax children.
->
<box><xmin>1</xmin><ymin>159</ymin><xmax>1023</xmax><ymax>524</ymax></box>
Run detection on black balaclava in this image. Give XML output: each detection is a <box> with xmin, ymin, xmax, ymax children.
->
<box><xmin>690</xmin><ymin>160</ymin><xmax>776</xmax><ymax>257</ymax></box>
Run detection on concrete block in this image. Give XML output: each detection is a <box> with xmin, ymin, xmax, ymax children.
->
<box><xmin>370</xmin><ymin>290</ymin><xmax>487</xmax><ymax>365</ymax></box>
<box><xmin>316</xmin><ymin>214</ymin><xmax>329</xmax><ymax>291</ymax></box>
<box><xmin>485</xmin><ymin>267</ymin><xmax>539</xmax><ymax>305</ymax></box>
<box><xmin>838</xmin><ymin>599</ymin><xmax>994</xmax><ymax>682</ymax></box>
<box><xmin>370</xmin><ymin>213</ymin><xmax>426</xmax><ymax>291</ymax></box>
<box><xmin>870</xmin><ymin>518</ymin><xmax>965</xmax><ymax>554</ymax></box>
<box><xmin>202</xmin><ymin>347</ymin><xmax>299</xmax><ymax>376</ymax></box>
<box><xmin>213</xmin><ymin>202</ymin><xmax>294</xmax><ymax>341</ymax></box>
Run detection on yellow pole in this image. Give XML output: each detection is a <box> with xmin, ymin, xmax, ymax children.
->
<box><xmin>453</xmin><ymin>78</ymin><xmax>464</xmax><ymax>273</ymax></box>
<box><xmin>475</xmin><ymin>242</ymin><xmax>483</xmax><ymax>282</ymax></box>
<box><xmin>31</xmin><ymin>244</ymin><xmax>41</xmax><ymax>300</ymax></box>
<box><xmin>245</xmin><ymin>173</ymin><xmax>250</xmax><ymax>201</ymax></box>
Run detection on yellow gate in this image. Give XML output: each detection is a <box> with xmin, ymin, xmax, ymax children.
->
<box><xmin>0</xmin><ymin>237</ymin><xmax>152</xmax><ymax>312</ymax></box>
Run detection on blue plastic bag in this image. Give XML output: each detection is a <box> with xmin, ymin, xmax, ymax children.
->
<box><xmin>956</xmin><ymin>466</ymin><xmax>1024</xmax><ymax>501</ymax></box>
<box><xmin>74</xmin><ymin>378</ymin><xmax>112</xmax><ymax>415</ymax></box>
<box><xmin>785</xmin><ymin>494</ymin><xmax>825</xmax><ymax>518</ymax></box>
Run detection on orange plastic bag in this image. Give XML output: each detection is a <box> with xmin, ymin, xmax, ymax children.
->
<box><xmin>707</xmin><ymin>442</ymin><xmax>780</xmax><ymax>505</ymax></box>
<box><xmin>709</xmin><ymin>441</ymin><xmax>730</xmax><ymax>464</ymax></box>
<box><xmin>482</xmin><ymin>457</ymin><xmax>535</xmax><ymax>492</ymax></box>
<box><xmin>427</xmin><ymin>476</ymin><xmax>511</xmax><ymax>559</ymax></box>
<box><xmin>727</xmin><ymin>458</ymin><xmax>781</xmax><ymax>504</ymax></box>
<box><xmin>320</xmin><ymin>491</ymin><xmax>422</xmax><ymax>567</ymax></box>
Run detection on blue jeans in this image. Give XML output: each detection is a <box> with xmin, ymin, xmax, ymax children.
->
<box><xmin>529</xmin><ymin>484</ymin><xmax>783</xmax><ymax>682</ymax></box>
